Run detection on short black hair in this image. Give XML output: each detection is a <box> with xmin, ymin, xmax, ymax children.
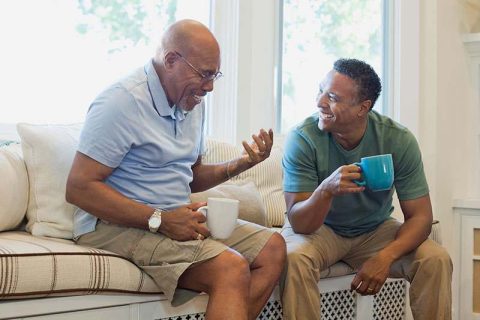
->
<box><xmin>333</xmin><ymin>58</ymin><xmax>382</xmax><ymax>108</ymax></box>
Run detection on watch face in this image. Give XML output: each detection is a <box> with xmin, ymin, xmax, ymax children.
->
<box><xmin>149</xmin><ymin>217</ymin><xmax>161</xmax><ymax>228</ymax></box>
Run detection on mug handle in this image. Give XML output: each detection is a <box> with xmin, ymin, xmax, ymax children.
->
<box><xmin>352</xmin><ymin>162</ymin><xmax>366</xmax><ymax>186</ymax></box>
<box><xmin>197</xmin><ymin>206</ymin><xmax>208</xmax><ymax>217</ymax></box>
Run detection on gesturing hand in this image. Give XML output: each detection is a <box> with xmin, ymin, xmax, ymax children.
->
<box><xmin>350</xmin><ymin>254</ymin><xmax>393</xmax><ymax>295</ymax></box>
<box><xmin>319</xmin><ymin>164</ymin><xmax>365</xmax><ymax>197</ymax></box>
<box><xmin>241</xmin><ymin>128</ymin><xmax>274</xmax><ymax>166</ymax></box>
<box><xmin>159</xmin><ymin>202</ymin><xmax>210</xmax><ymax>241</ymax></box>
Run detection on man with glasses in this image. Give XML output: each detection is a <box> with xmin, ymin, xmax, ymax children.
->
<box><xmin>280</xmin><ymin>58</ymin><xmax>452</xmax><ymax>319</ymax></box>
<box><xmin>66</xmin><ymin>19</ymin><xmax>285</xmax><ymax>320</ymax></box>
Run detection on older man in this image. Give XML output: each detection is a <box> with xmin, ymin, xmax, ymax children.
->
<box><xmin>66</xmin><ymin>19</ymin><xmax>285</xmax><ymax>320</ymax></box>
<box><xmin>280</xmin><ymin>58</ymin><xmax>452</xmax><ymax>319</ymax></box>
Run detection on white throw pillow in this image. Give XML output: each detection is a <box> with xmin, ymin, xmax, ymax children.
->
<box><xmin>17</xmin><ymin>123</ymin><xmax>83</xmax><ymax>239</ymax></box>
<box><xmin>0</xmin><ymin>144</ymin><xmax>28</xmax><ymax>231</ymax></box>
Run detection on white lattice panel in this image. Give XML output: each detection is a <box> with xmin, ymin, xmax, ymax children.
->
<box><xmin>258</xmin><ymin>300</ymin><xmax>283</xmax><ymax>320</ymax></box>
<box><xmin>157</xmin><ymin>299</ymin><xmax>282</xmax><ymax>320</ymax></box>
<box><xmin>158</xmin><ymin>314</ymin><xmax>205</xmax><ymax>320</ymax></box>
<box><xmin>373</xmin><ymin>279</ymin><xmax>406</xmax><ymax>320</ymax></box>
<box><xmin>321</xmin><ymin>289</ymin><xmax>357</xmax><ymax>320</ymax></box>
<box><xmin>157</xmin><ymin>279</ymin><xmax>406</xmax><ymax>320</ymax></box>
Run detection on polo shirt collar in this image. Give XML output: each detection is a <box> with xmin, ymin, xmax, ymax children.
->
<box><xmin>144</xmin><ymin>59</ymin><xmax>187</xmax><ymax>121</ymax></box>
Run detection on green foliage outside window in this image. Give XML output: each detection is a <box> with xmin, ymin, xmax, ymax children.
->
<box><xmin>75</xmin><ymin>0</ymin><xmax>178</xmax><ymax>53</ymax></box>
<box><xmin>283</xmin><ymin>0</ymin><xmax>382</xmax><ymax>101</ymax></box>
<box><xmin>281</xmin><ymin>0</ymin><xmax>384</xmax><ymax>131</ymax></box>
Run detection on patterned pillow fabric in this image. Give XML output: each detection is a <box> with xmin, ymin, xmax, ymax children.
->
<box><xmin>190</xmin><ymin>180</ymin><xmax>268</xmax><ymax>227</ymax></box>
<box><xmin>17</xmin><ymin>123</ymin><xmax>83</xmax><ymax>239</ymax></box>
<box><xmin>203</xmin><ymin>139</ymin><xmax>286</xmax><ymax>227</ymax></box>
<box><xmin>0</xmin><ymin>143</ymin><xmax>28</xmax><ymax>231</ymax></box>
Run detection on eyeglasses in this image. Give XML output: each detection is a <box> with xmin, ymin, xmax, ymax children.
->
<box><xmin>175</xmin><ymin>51</ymin><xmax>223</xmax><ymax>82</ymax></box>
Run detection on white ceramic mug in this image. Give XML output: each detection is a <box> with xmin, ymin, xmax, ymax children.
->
<box><xmin>197</xmin><ymin>197</ymin><xmax>239</xmax><ymax>239</ymax></box>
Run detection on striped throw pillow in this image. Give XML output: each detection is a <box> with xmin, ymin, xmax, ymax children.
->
<box><xmin>203</xmin><ymin>139</ymin><xmax>286</xmax><ymax>227</ymax></box>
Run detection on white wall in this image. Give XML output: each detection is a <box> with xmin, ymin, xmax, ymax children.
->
<box><xmin>420</xmin><ymin>0</ymin><xmax>478</xmax><ymax>254</ymax></box>
<box><xmin>420</xmin><ymin>1</ymin><xmax>478</xmax><ymax>318</ymax></box>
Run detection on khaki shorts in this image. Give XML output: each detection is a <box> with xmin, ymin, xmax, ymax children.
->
<box><xmin>77</xmin><ymin>219</ymin><xmax>275</xmax><ymax>305</ymax></box>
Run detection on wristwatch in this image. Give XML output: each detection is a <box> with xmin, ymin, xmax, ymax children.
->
<box><xmin>148</xmin><ymin>208</ymin><xmax>163</xmax><ymax>233</ymax></box>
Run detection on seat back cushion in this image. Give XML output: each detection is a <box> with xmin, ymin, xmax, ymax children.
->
<box><xmin>0</xmin><ymin>143</ymin><xmax>28</xmax><ymax>231</ymax></box>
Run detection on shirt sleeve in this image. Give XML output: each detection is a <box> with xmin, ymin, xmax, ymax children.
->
<box><xmin>393</xmin><ymin>130</ymin><xmax>429</xmax><ymax>200</ymax></box>
<box><xmin>282</xmin><ymin>129</ymin><xmax>319</xmax><ymax>192</ymax></box>
<box><xmin>78</xmin><ymin>86</ymin><xmax>140</xmax><ymax>168</ymax></box>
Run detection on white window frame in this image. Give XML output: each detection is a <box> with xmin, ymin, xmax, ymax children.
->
<box><xmin>208</xmin><ymin>0</ymin><xmax>278</xmax><ymax>144</ymax></box>
<box><xmin>208</xmin><ymin>0</ymin><xmax>420</xmax><ymax>143</ymax></box>
<box><xmin>390</xmin><ymin>0</ymin><xmax>420</xmax><ymax>138</ymax></box>
<box><xmin>1</xmin><ymin>1</ymin><xmax>420</xmax><ymax>145</ymax></box>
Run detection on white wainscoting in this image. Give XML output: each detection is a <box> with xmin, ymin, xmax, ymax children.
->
<box><xmin>454</xmin><ymin>199</ymin><xmax>480</xmax><ymax>320</ymax></box>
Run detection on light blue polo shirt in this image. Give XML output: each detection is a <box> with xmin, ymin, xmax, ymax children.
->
<box><xmin>73</xmin><ymin>60</ymin><xmax>205</xmax><ymax>238</ymax></box>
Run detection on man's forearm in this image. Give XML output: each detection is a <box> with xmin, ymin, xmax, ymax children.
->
<box><xmin>66</xmin><ymin>181</ymin><xmax>153</xmax><ymax>228</ymax></box>
<box><xmin>378</xmin><ymin>215</ymin><xmax>432</xmax><ymax>262</ymax></box>
<box><xmin>288</xmin><ymin>188</ymin><xmax>333</xmax><ymax>234</ymax></box>
<box><xmin>378</xmin><ymin>195</ymin><xmax>433</xmax><ymax>262</ymax></box>
<box><xmin>190</xmin><ymin>157</ymin><xmax>251</xmax><ymax>193</ymax></box>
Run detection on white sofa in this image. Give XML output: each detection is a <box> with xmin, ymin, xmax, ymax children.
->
<box><xmin>0</xmin><ymin>123</ymin><xmax>427</xmax><ymax>319</ymax></box>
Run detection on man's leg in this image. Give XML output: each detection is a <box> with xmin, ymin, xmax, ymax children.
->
<box><xmin>390</xmin><ymin>239</ymin><xmax>452</xmax><ymax>320</ymax></box>
<box><xmin>280</xmin><ymin>223</ymin><xmax>350</xmax><ymax>320</ymax></box>
<box><xmin>178</xmin><ymin>249</ymin><xmax>251</xmax><ymax>320</ymax></box>
<box><xmin>246</xmin><ymin>233</ymin><xmax>286</xmax><ymax>319</ymax></box>
<box><xmin>343</xmin><ymin>219</ymin><xmax>453</xmax><ymax>320</ymax></box>
<box><xmin>179</xmin><ymin>232</ymin><xmax>285</xmax><ymax>320</ymax></box>
<box><xmin>179</xmin><ymin>228</ymin><xmax>286</xmax><ymax>320</ymax></box>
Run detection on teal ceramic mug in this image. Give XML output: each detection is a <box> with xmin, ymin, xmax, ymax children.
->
<box><xmin>353</xmin><ymin>154</ymin><xmax>394</xmax><ymax>191</ymax></box>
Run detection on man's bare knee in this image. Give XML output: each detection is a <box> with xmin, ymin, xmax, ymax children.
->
<box><xmin>179</xmin><ymin>249</ymin><xmax>250</xmax><ymax>293</ymax></box>
<box><xmin>253</xmin><ymin>233</ymin><xmax>286</xmax><ymax>268</ymax></box>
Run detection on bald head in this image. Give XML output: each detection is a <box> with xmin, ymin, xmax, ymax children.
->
<box><xmin>156</xmin><ymin>19</ymin><xmax>219</xmax><ymax>60</ymax></box>
<box><xmin>152</xmin><ymin>19</ymin><xmax>221</xmax><ymax>111</ymax></box>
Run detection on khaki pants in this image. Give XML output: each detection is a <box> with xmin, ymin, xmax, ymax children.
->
<box><xmin>280</xmin><ymin>219</ymin><xmax>452</xmax><ymax>320</ymax></box>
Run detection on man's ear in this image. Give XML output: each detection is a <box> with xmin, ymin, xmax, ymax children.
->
<box><xmin>358</xmin><ymin>100</ymin><xmax>372</xmax><ymax>117</ymax></box>
<box><xmin>163</xmin><ymin>51</ymin><xmax>178</xmax><ymax>70</ymax></box>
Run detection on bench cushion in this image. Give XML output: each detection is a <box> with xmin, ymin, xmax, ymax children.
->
<box><xmin>0</xmin><ymin>231</ymin><xmax>160</xmax><ymax>299</ymax></box>
<box><xmin>0</xmin><ymin>231</ymin><xmax>356</xmax><ymax>300</ymax></box>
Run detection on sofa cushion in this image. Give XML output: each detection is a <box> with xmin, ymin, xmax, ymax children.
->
<box><xmin>17</xmin><ymin>123</ymin><xmax>83</xmax><ymax>239</ymax></box>
<box><xmin>0</xmin><ymin>231</ymin><xmax>354</xmax><ymax>301</ymax></box>
<box><xmin>0</xmin><ymin>231</ymin><xmax>160</xmax><ymax>299</ymax></box>
<box><xmin>0</xmin><ymin>144</ymin><xmax>28</xmax><ymax>231</ymax></box>
<box><xmin>203</xmin><ymin>139</ymin><xmax>286</xmax><ymax>227</ymax></box>
<box><xmin>190</xmin><ymin>180</ymin><xmax>268</xmax><ymax>226</ymax></box>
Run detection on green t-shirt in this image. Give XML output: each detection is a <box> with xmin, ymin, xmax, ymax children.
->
<box><xmin>282</xmin><ymin>110</ymin><xmax>429</xmax><ymax>237</ymax></box>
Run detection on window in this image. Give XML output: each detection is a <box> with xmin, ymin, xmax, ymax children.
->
<box><xmin>278</xmin><ymin>0</ymin><xmax>388</xmax><ymax>133</ymax></box>
<box><xmin>0</xmin><ymin>0</ymin><xmax>210</xmax><ymax>124</ymax></box>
